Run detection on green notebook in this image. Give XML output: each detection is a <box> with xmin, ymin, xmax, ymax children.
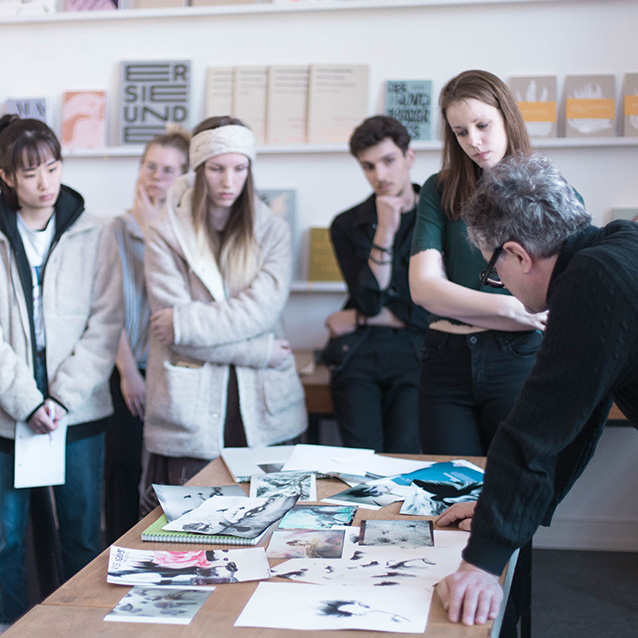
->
<box><xmin>141</xmin><ymin>514</ymin><xmax>267</xmax><ymax>546</ymax></box>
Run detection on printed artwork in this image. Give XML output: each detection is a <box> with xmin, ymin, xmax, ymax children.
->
<box><xmin>564</xmin><ymin>74</ymin><xmax>616</xmax><ymax>137</ymax></box>
<box><xmin>104</xmin><ymin>587</ymin><xmax>211</xmax><ymax>625</ymax></box>
<box><xmin>4</xmin><ymin>98</ymin><xmax>48</xmax><ymax>123</ymax></box>
<box><xmin>267</xmin><ymin>529</ymin><xmax>346</xmax><ymax>559</ymax></box>
<box><xmin>360</xmin><ymin>519</ymin><xmax>434</xmax><ymax>548</ymax></box>
<box><xmin>277</xmin><ymin>504</ymin><xmax>358</xmax><ymax>530</ymax></box>
<box><xmin>270</xmin><ymin>531</ymin><xmax>469</xmax><ymax>591</ymax></box>
<box><xmin>152</xmin><ymin>484</ymin><xmax>246</xmax><ymax>522</ymax></box>
<box><xmin>162</xmin><ymin>494</ymin><xmax>299</xmax><ymax>538</ymax></box>
<box><xmin>107</xmin><ymin>546</ymin><xmax>270</xmax><ymax>589</ymax></box>
<box><xmin>60</xmin><ymin>91</ymin><xmax>106</xmax><ymax>150</ymax></box>
<box><xmin>322</xmin><ymin>477</ymin><xmax>411</xmax><ymax>510</ymax></box>
<box><xmin>120</xmin><ymin>60</ymin><xmax>191</xmax><ymax>144</ymax></box>
<box><xmin>384</xmin><ymin>79</ymin><xmax>432</xmax><ymax>141</ymax></box>
<box><xmin>236</xmin><ymin>582</ymin><xmax>429</xmax><ymax>633</ymax></box>
<box><xmin>249</xmin><ymin>471</ymin><xmax>316</xmax><ymax>502</ymax></box>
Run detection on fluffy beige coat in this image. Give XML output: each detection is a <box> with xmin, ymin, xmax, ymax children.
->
<box><xmin>144</xmin><ymin>175</ymin><xmax>307</xmax><ymax>460</ymax></box>
<box><xmin>0</xmin><ymin>214</ymin><xmax>123</xmax><ymax>437</ymax></box>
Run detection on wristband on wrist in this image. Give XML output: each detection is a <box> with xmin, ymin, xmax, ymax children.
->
<box><xmin>369</xmin><ymin>254</ymin><xmax>392</xmax><ymax>265</ymax></box>
<box><xmin>356</xmin><ymin>311</ymin><xmax>367</xmax><ymax>328</ymax></box>
<box><xmin>371</xmin><ymin>242</ymin><xmax>393</xmax><ymax>255</ymax></box>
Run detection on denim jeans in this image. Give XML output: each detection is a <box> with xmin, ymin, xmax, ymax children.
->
<box><xmin>418</xmin><ymin>328</ymin><xmax>543</xmax><ymax>456</ymax></box>
<box><xmin>0</xmin><ymin>430</ymin><xmax>105</xmax><ymax>623</ymax></box>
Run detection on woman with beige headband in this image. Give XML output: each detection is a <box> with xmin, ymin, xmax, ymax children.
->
<box><xmin>141</xmin><ymin>116</ymin><xmax>306</xmax><ymax>499</ymax></box>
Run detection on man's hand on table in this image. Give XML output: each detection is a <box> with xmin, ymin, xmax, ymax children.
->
<box><xmin>435</xmin><ymin>501</ymin><xmax>503</xmax><ymax>626</ymax></box>
<box><xmin>435</xmin><ymin>501</ymin><xmax>476</xmax><ymax>532</ymax></box>
<box><xmin>436</xmin><ymin>560</ymin><xmax>503</xmax><ymax>626</ymax></box>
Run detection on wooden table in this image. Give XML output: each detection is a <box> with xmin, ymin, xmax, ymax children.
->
<box><xmin>6</xmin><ymin>454</ymin><xmax>503</xmax><ymax>638</ymax></box>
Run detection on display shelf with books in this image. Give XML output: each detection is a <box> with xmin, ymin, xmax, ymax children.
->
<box><xmin>56</xmin><ymin>135</ymin><xmax>638</xmax><ymax>161</ymax></box>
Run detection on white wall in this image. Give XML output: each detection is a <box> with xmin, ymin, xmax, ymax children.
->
<box><xmin>2</xmin><ymin>0</ymin><xmax>637</xmax><ymax>347</ymax></box>
<box><xmin>1</xmin><ymin>0</ymin><xmax>637</xmax><ymax>550</ymax></box>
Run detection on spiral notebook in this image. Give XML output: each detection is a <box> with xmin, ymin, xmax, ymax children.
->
<box><xmin>141</xmin><ymin>515</ymin><xmax>268</xmax><ymax>546</ymax></box>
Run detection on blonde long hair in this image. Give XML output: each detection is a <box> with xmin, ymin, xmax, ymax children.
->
<box><xmin>191</xmin><ymin>116</ymin><xmax>260</xmax><ymax>297</ymax></box>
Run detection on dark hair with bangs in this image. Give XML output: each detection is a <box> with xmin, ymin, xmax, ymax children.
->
<box><xmin>0</xmin><ymin>114</ymin><xmax>62</xmax><ymax>210</ymax></box>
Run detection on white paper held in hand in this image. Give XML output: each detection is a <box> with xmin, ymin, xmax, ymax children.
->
<box><xmin>14</xmin><ymin>411</ymin><xmax>67</xmax><ymax>488</ymax></box>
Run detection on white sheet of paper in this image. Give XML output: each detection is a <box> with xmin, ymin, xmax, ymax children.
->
<box><xmin>271</xmin><ymin>530</ymin><xmax>470</xmax><ymax>591</ymax></box>
<box><xmin>14</xmin><ymin>417</ymin><xmax>67</xmax><ymax>488</ymax></box>
<box><xmin>281</xmin><ymin>444</ymin><xmax>375</xmax><ymax>475</ymax></box>
<box><xmin>236</xmin><ymin>582</ymin><xmax>429</xmax><ymax>633</ymax></box>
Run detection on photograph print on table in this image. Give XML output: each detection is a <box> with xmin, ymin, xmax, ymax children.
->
<box><xmin>104</xmin><ymin>587</ymin><xmax>211</xmax><ymax>625</ymax></box>
<box><xmin>359</xmin><ymin>519</ymin><xmax>434</xmax><ymax>548</ymax></box>
<box><xmin>249</xmin><ymin>471</ymin><xmax>316</xmax><ymax>502</ymax></box>
<box><xmin>277</xmin><ymin>504</ymin><xmax>358</xmax><ymax>530</ymax></box>
<box><xmin>322</xmin><ymin>476</ymin><xmax>411</xmax><ymax>510</ymax></box>
<box><xmin>267</xmin><ymin>529</ymin><xmax>346</xmax><ymax>559</ymax></box>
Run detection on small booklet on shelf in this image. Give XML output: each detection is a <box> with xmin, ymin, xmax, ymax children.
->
<box><xmin>141</xmin><ymin>514</ymin><xmax>269</xmax><ymax>546</ymax></box>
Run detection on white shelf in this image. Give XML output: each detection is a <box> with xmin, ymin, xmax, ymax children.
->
<box><xmin>60</xmin><ymin>136</ymin><xmax>638</xmax><ymax>160</ymax></box>
<box><xmin>0</xmin><ymin>0</ymin><xmax>581</xmax><ymax>25</ymax></box>
<box><xmin>290</xmin><ymin>281</ymin><xmax>346</xmax><ymax>293</ymax></box>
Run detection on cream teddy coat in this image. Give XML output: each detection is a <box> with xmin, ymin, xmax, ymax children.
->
<box><xmin>0</xmin><ymin>186</ymin><xmax>123</xmax><ymax>438</ymax></box>
<box><xmin>144</xmin><ymin>175</ymin><xmax>307</xmax><ymax>460</ymax></box>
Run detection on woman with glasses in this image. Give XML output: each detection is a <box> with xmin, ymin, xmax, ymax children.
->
<box><xmin>140</xmin><ymin>116</ymin><xmax>306</xmax><ymax>501</ymax></box>
<box><xmin>105</xmin><ymin>129</ymin><xmax>190</xmax><ymax>543</ymax></box>
<box><xmin>409</xmin><ymin>70</ymin><xmax>551</xmax><ymax>458</ymax></box>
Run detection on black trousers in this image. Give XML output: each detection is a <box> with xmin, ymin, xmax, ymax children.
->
<box><xmin>418</xmin><ymin>328</ymin><xmax>542</xmax><ymax>456</ymax></box>
<box><xmin>330</xmin><ymin>327</ymin><xmax>424</xmax><ymax>453</ymax></box>
<box><xmin>104</xmin><ymin>367</ymin><xmax>144</xmax><ymax>544</ymax></box>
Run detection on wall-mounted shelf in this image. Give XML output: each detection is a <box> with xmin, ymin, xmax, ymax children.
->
<box><xmin>0</xmin><ymin>0</ymin><xmax>580</xmax><ymax>25</ymax></box>
<box><xmin>60</xmin><ymin>136</ymin><xmax>638</xmax><ymax>160</ymax></box>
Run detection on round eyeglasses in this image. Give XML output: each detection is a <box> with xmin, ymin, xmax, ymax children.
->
<box><xmin>141</xmin><ymin>162</ymin><xmax>182</xmax><ymax>180</ymax></box>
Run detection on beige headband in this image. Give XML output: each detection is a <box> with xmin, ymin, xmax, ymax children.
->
<box><xmin>189</xmin><ymin>125</ymin><xmax>256</xmax><ymax>170</ymax></box>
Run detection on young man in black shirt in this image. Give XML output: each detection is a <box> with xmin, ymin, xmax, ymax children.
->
<box><xmin>325</xmin><ymin>116</ymin><xmax>429</xmax><ymax>453</ymax></box>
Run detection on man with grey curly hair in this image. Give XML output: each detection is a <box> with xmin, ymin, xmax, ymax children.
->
<box><xmin>434</xmin><ymin>152</ymin><xmax>638</xmax><ymax>628</ymax></box>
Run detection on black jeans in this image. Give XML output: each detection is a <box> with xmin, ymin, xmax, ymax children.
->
<box><xmin>330</xmin><ymin>327</ymin><xmax>424</xmax><ymax>453</ymax></box>
<box><xmin>418</xmin><ymin>329</ymin><xmax>542</xmax><ymax>455</ymax></box>
<box><xmin>104</xmin><ymin>367</ymin><xmax>145</xmax><ymax>544</ymax></box>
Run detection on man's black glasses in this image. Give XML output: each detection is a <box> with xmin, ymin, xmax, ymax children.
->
<box><xmin>480</xmin><ymin>244</ymin><xmax>505</xmax><ymax>288</ymax></box>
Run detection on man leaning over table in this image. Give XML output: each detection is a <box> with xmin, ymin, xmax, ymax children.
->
<box><xmin>434</xmin><ymin>152</ymin><xmax>638</xmax><ymax>626</ymax></box>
